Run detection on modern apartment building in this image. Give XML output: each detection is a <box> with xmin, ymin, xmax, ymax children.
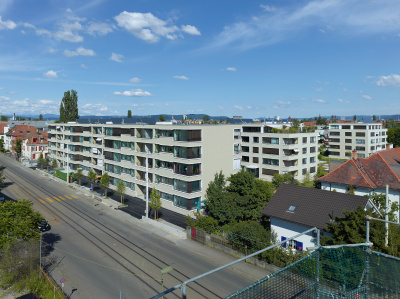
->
<box><xmin>239</xmin><ymin>124</ymin><xmax>319</xmax><ymax>182</ymax></box>
<box><xmin>328</xmin><ymin>123</ymin><xmax>387</xmax><ymax>159</ymax></box>
<box><xmin>48</xmin><ymin>122</ymin><xmax>242</xmax><ymax>214</ymax></box>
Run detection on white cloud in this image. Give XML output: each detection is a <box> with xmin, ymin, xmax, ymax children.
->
<box><xmin>234</xmin><ymin>105</ymin><xmax>244</xmax><ymax>110</ymax></box>
<box><xmin>114</xmin><ymin>89</ymin><xmax>152</xmax><ymax>97</ymax></box>
<box><xmin>39</xmin><ymin>99</ymin><xmax>54</xmax><ymax>105</ymax></box>
<box><xmin>260</xmin><ymin>4</ymin><xmax>276</xmax><ymax>12</ymax></box>
<box><xmin>226</xmin><ymin>67</ymin><xmax>237</xmax><ymax>72</ymax></box>
<box><xmin>66</xmin><ymin>8</ymin><xmax>72</xmax><ymax>13</ymax></box>
<box><xmin>375</xmin><ymin>74</ymin><xmax>400</xmax><ymax>86</ymax></box>
<box><xmin>87</xmin><ymin>22</ymin><xmax>114</xmax><ymax>36</ymax></box>
<box><xmin>81</xmin><ymin>64</ymin><xmax>88</xmax><ymax>69</ymax></box>
<box><xmin>337</xmin><ymin>98</ymin><xmax>350</xmax><ymax>103</ymax></box>
<box><xmin>110</xmin><ymin>52</ymin><xmax>123</xmax><ymax>62</ymax></box>
<box><xmin>209</xmin><ymin>0</ymin><xmax>400</xmax><ymax>51</ymax></box>
<box><xmin>43</xmin><ymin>70</ymin><xmax>58</xmax><ymax>78</ymax></box>
<box><xmin>0</xmin><ymin>96</ymin><xmax>10</xmax><ymax>101</ymax></box>
<box><xmin>313</xmin><ymin>87</ymin><xmax>324</xmax><ymax>92</ymax></box>
<box><xmin>361</xmin><ymin>94</ymin><xmax>372</xmax><ymax>100</ymax></box>
<box><xmin>63</xmin><ymin>47</ymin><xmax>96</xmax><ymax>57</ymax></box>
<box><xmin>173</xmin><ymin>75</ymin><xmax>189</xmax><ymax>80</ymax></box>
<box><xmin>181</xmin><ymin>25</ymin><xmax>201</xmax><ymax>35</ymax></box>
<box><xmin>312</xmin><ymin>98</ymin><xmax>326</xmax><ymax>103</ymax></box>
<box><xmin>0</xmin><ymin>16</ymin><xmax>16</xmax><ymax>30</ymax></box>
<box><xmin>275</xmin><ymin>100</ymin><xmax>291</xmax><ymax>105</ymax></box>
<box><xmin>0</xmin><ymin>87</ymin><xmax>4</xmax><ymax>90</ymax></box>
<box><xmin>0</xmin><ymin>97</ymin><xmax>59</xmax><ymax>114</ymax></box>
<box><xmin>129</xmin><ymin>77</ymin><xmax>141</xmax><ymax>83</ymax></box>
<box><xmin>114</xmin><ymin>11</ymin><xmax>200</xmax><ymax>43</ymax></box>
<box><xmin>47</xmin><ymin>48</ymin><xmax>58</xmax><ymax>54</ymax></box>
<box><xmin>53</xmin><ymin>20</ymin><xmax>84</xmax><ymax>42</ymax></box>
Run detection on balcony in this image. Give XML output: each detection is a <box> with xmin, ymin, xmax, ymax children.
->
<box><xmin>174</xmin><ymin>163</ymin><xmax>201</xmax><ymax>176</ymax></box>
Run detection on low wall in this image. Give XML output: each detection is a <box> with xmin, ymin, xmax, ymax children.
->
<box><xmin>141</xmin><ymin>217</ymin><xmax>187</xmax><ymax>239</ymax></box>
<box><xmin>187</xmin><ymin>227</ymin><xmax>280</xmax><ymax>273</ymax></box>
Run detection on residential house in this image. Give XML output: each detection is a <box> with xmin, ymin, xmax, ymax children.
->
<box><xmin>317</xmin><ymin>148</ymin><xmax>400</xmax><ymax>221</ymax></box>
<box><xmin>262</xmin><ymin>183</ymin><xmax>379</xmax><ymax>251</ymax></box>
<box><xmin>22</xmin><ymin>131</ymin><xmax>49</xmax><ymax>161</ymax></box>
<box><xmin>5</xmin><ymin>124</ymin><xmax>38</xmax><ymax>155</ymax></box>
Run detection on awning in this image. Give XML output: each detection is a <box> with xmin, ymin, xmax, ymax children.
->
<box><xmin>293</xmin><ymin>148</ymin><xmax>299</xmax><ymax>152</ymax></box>
<box><xmin>245</xmin><ymin>165</ymin><xmax>259</xmax><ymax>169</ymax></box>
<box><xmin>96</xmin><ymin>138</ymin><xmax>102</xmax><ymax>141</ymax></box>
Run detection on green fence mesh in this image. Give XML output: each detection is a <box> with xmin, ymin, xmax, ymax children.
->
<box><xmin>226</xmin><ymin>245</ymin><xmax>400</xmax><ymax>299</ymax></box>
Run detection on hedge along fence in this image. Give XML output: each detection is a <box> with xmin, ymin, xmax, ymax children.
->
<box><xmin>187</xmin><ymin>227</ymin><xmax>280</xmax><ymax>274</ymax></box>
<box><xmin>55</xmin><ymin>170</ymin><xmax>74</xmax><ymax>183</ymax></box>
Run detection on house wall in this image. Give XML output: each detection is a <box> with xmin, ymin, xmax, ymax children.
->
<box><xmin>320</xmin><ymin>182</ymin><xmax>400</xmax><ymax>221</ymax></box>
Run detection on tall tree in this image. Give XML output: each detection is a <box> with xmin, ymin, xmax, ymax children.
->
<box><xmin>149</xmin><ymin>188</ymin><xmax>162</xmax><ymax>220</ymax></box>
<box><xmin>372</xmin><ymin>115</ymin><xmax>376</xmax><ymax>121</ymax></box>
<box><xmin>37</xmin><ymin>152</ymin><xmax>45</xmax><ymax>169</ymax></box>
<box><xmin>99</xmin><ymin>172</ymin><xmax>110</xmax><ymax>197</ymax></box>
<box><xmin>0</xmin><ymin>138</ymin><xmax>4</xmax><ymax>151</ymax></box>
<box><xmin>353</xmin><ymin>115</ymin><xmax>357</xmax><ymax>121</ymax></box>
<box><xmin>203</xmin><ymin>115</ymin><xmax>210</xmax><ymax>122</ymax></box>
<box><xmin>75</xmin><ymin>168</ymin><xmax>84</xmax><ymax>186</ymax></box>
<box><xmin>44</xmin><ymin>156</ymin><xmax>50</xmax><ymax>172</ymax></box>
<box><xmin>59</xmin><ymin>89</ymin><xmax>79</xmax><ymax>123</ymax></box>
<box><xmin>116</xmin><ymin>180</ymin><xmax>126</xmax><ymax>204</ymax></box>
<box><xmin>387</xmin><ymin>127</ymin><xmax>400</xmax><ymax>147</ymax></box>
<box><xmin>127</xmin><ymin>110</ymin><xmax>132</xmax><ymax>118</ymax></box>
<box><xmin>39</xmin><ymin>114</ymin><xmax>43</xmax><ymax>120</ymax></box>
<box><xmin>87</xmin><ymin>168</ymin><xmax>96</xmax><ymax>190</ymax></box>
<box><xmin>157</xmin><ymin>115</ymin><xmax>166</xmax><ymax>121</ymax></box>
<box><xmin>51</xmin><ymin>159</ymin><xmax>58</xmax><ymax>170</ymax></box>
<box><xmin>291</xmin><ymin>119</ymin><xmax>300</xmax><ymax>130</ymax></box>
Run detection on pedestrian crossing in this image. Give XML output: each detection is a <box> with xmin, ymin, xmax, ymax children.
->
<box><xmin>38</xmin><ymin>195</ymin><xmax>79</xmax><ymax>204</ymax></box>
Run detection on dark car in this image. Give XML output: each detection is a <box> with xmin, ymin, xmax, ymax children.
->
<box><xmin>38</xmin><ymin>220</ymin><xmax>51</xmax><ymax>232</ymax></box>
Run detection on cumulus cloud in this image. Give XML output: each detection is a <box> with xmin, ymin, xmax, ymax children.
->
<box><xmin>173</xmin><ymin>75</ymin><xmax>189</xmax><ymax>80</ymax></box>
<box><xmin>338</xmin><ymin>98</ymin><xmax>350</xmax><ymax>103</ymax></box>
<box><xmin>87</xmin><ymin>22</ymin><xmax>114</xmax><ymax>36</ymax></box>
<box><xmin>114</xmin><ymin>11</ymin><xmax>200</xmax><ymax>43</ymax></box>
<box><xmin>129</xmin><ymin>77</ymin><xmax>141</xmax><ymax>83</ymax></box>
<box><xmin>260</xmin><ymin>4</ymin><xmax>276</xmax><ymax>12</ymax></box>
<box><xmin>81</xmin><ymin>103</ymin><xmax>115</xmax><ymax>115</ymax></box>
<box><xmin>0</xmin><ymin>97</ymin><xmax>59</xmax><ymax>114</ymax></box>
<box><xmin>114</xmin><ymin>89</ymin><xmax>152</xmax><ymax>97</ymax></box>
<box><xmin>47</xmin><ymin>48</ymin><xmax>58</xmax><ymax>54</ymax></box>
<box><xmin>53</xmin><ymin>20</ymin><xmax>84</xmax><ymax>42</ymax></box>
<box><xmin>43</xmin><ymin>70</ymin><xmax>58</xmax><ymax>78</ymax></box>
<box><xmin>226</xmin><ymin>67</ymin><xmax>237</xmax><ymax>72</ymax></box>
<box><xmin>110</xmin><ymin>52</ymin><xmax>123</xmax><ymax>62</ymax></box>
<box><xmin>312</xmin><ymin>98</ymin><xmax>326</xmax><ymax>103</ymax></box>
<box><xmin>375</xmin><ymin>74</ymin><xmax>400</xmax><ymax>86</ymax></box>
<box><xmin>0</xmin><ymin>16</ymin><xmax>16</xmax><ymax>30</ymax></box>
<box><xmin>0</xmin><ymin>96</ymin><xmax>11</xmax><ymax>101</ymax></box>
<box><xmin>209</xmin><ymin>0</ymin><xmax>400</xmax><ymax>51</ymax></box>
<box><xmin>63</xmin><ymin>47</ymin><xmax>96</xmax><ymax>57</ymax></box>
<box><xmin>181</xmin><ymin>25</ymin><xmax>201</xmax><ymax>35</ymax></box>
<box><xmin>361</xmin><ymin>94</ymin><xmax>372</xmax><ymax>100</ymax></box>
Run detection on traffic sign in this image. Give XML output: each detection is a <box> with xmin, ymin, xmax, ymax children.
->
<box><xmin>60</xmin><ymin>278</ymin><xmax>65</xmax><ymax>283</ymax></box>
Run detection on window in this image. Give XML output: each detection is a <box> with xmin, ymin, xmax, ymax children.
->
<box><xmin>302</xmin><ymin>148</ymin><xmax>307</xmax><ymax>154</ymax></box>
<box><xmin>330</xmin><ymin>138</ymin><xmax>340</xmax><ymax>143</ymax></box>
<box><xmin>242</xmin><ymin>146</ymin><xmax>249</xmax><ymax>153</ymax></box>
<box><xmin>330</xmin><ymin>132</ymin><xmax>340</xmax><ymax>136</ymax></box>
<box><xmin>357</xmin><ymin>153</ymin><xmax>366</xmax><ymax>158</ymax></box>
<box><xmin>263</xmin><ymin>137</ymin><xmax>279</xmax><ymax>144</ymax></box>
<box><xmin>342</xmin><ymin>125</ymin><xmax>351</xmax><ymax>129</ymax></box>
<box><xmin>310</xmin><ymin>137</ymin><xmax>316</xmax><ymax>143</ymax></box>
<box><xmin>242</xmin><ymin>156</ymin><xmax>249</xmax><ymax>162</ymax></box>
<box><xmin>310</xmin><ymin>157</ymin><xmax>316</xmax><ymax>163</ymax></box>
<box><xmin>354</xmin><ymin>126</ymin><xmax>366</xmax><ymax>130</ymax></box>
<box><xmin>310</xmin><ymin>166</ymin><xmax>316</xmax><ymax>173</ymax></box>
<box><xmin>331</xmin><ymin>125</ymin><xmax>339</xmax><ymax>129</ymax></box>
<box><xmin>288</xmin><ymin>205</ymin><xmax>296</xmax><ymax>212</ymax></box>
<box><xmin>233</xmin><ymin>158</ymin><xmax>241</xmax><ymax>170</ymax></box>
<box><xmin>345</xmin><ymin>139</ymin><xmax>352</xmax><ymax>143</ymax></box>
<box><xmin>310</xmin><ymin>147</ymin><xmax>316</xmax><ymax>153</ymax></box>
<box><xmin>262</xmin><ymin>169</ymin><xmax>279</xmax><ymax>175</ymax></box>
<box><xmin>302</xmin><ymin>137</ymin><xmax>307</xmax><ymax>143</ymax></box>
<box><xmin>302</xmin><ymin>158</ymin><xmax>307</xmax><ymax>164</ymax></box>
<box><xmin>356</xmin><ymin>139</ymin><xmax>365</xmax><ymax>144</ymax></box>
<box><xmin>345</xmin><ymin>132</ymin><xmax>352</xmax><ymax>136</ymax></box>
<box><xmin>262</xmin><ymin>158</ymin><xmax>279</xmax><ymax>166</ymax></box>
<box><xmin>356</xmin><ymin>132</ymin><xmax>365</xmax><ymax>137</ymax></box>
<box><xmin>253</xmin><ymin>147</ymin><xmax>259</xmax><ymax>153</ymax></box>
<box><xmin>242</xmin><ymin>136</ymin><xmax>250</xmax><ymax>143</ymax></box>
<box><xmin>253</xmin><ymin>137</ymin><xmax>259</xmax><ymax>143</ymax></box>
<box><xmin>302</xmin><ymin>168</ymin><xmax>307</xmax><ymax>175</ymax></box>
<box><xmin>355</xmin><ymin>146</ymin><xmax>365</xmax><ymax>151</ymax></box>
<box><xmin>345</xmin><ymin>146</ymin><xmax>352</xmax><ymax>150</ymax></box>
<box><xmin>234</xmin><ymin>144</ymin><xmax>241</xmax><ymax>154</ymax></box>
<box><xmin>262</xmin><ymin>148</ymin><xmax>279</xmax><ymax>155</ymax></box>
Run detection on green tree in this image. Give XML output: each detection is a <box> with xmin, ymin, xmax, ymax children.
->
<box><xmin>115</xmin><ymin>180</ymin><xmax>126</xmax><ymax>204</ymax></box>
<box><xmin>0</xmin><ymin>138</ymin><xmax>4</xmax><ymax>151</ymax></box>
<box><xmin>51</xmin><ymin>159</ymin><xmax>58</xmax><ymax>170</ymax></box>
<box><xmin>39</xmin><ymin>114</ymin><xmax>43</xmax><ymax>120</ymax></box>
<box><xmin>291</xmin><ymin>119</ymin><xmax>300</xmax><ymax>130</ymax></box>
<box><xmin>75</xmin><ymin>168</ymin><xmax>84</xmax><ymax>186</ymax></box>
<box><xmin>157</xmin><ymin>115</ymin><xmax>166</xmax><ymax>121</ymax></box>
<box><xmin>185</xmin><ymin>212</ymin><xmax>219</xmax><ymax>234</ymax></box>
<box><xmin>0</xmin><ymin>115</ymin><xmax>7</xmax><ymax>121</ymax></box>
<box><xmin>205</xmin><ymin>172</ymin><xmax>231</xmax><ymax>224</ymax></box>
<box><xmin>87</xmin><ymin>168</ymin><xmax>96</xmax><ymax>190</ymax></box>
<box><xmin>59</xmin><ymin>89</ymin><xmax>79</xmax><ymax>123</ymax></box>
<box><xmin>353</xmin><ymin>115</ymin><xmax>357</xmax><ymax>121</ymax></box>
<box><xmin>149</xmin><ymin>188</ymin><xmax>162</xmax><ymax>220</ymax></box>
<box><xmin>127</xmin><ymin>110</ymin><xmax>132</xmax><ymax>118</ymax></box>
<box><xmin>316</xmin><ymin>115</ymin><xmax>327</xmax><ymax>125</ymax></box>
<box><xmin>272</xmin><ymin>173</ymin><xmax>300</xmax><ymax>189</ymax></box>
<box><xmin>387</xmin><ymin>127</ymin><xmax>400</xmax><ymax>147</ymax></box>
<box><xmin>203</xmin><ymin>115</ymin><xmax>210</xmax><ymax>122</ymax></box>
<box><xmin>0</xmin><ymin>168</ymin><xmax>5</xmax><ymax>191</ymax></box>
<box><xmin>372</xmin><ymin>115</ymin><xmax>376</xmax><ymax>121</ymax></box>
<box><xmin>99</xmin><ymin>172</ymin><xmax>110</xmax><ymax>197</ymax></box>
<box><xmin>13</xmin><ymin>139</ymin><xmax>22</xmax><ymax>158</ymax></box>
<box><xmin>300</xmin><ymin>172</ymin><xmax>315</xmax><ymax>188</ymax></box>
<box><xmin>44</xmin><ymin>156</ymin><xmax>50</xmax><ymax>172</ymax></box>
<box><xmin>37</xmin><ymin>152</ymin><xmax>45</xmax><ymax>169</ymax></box>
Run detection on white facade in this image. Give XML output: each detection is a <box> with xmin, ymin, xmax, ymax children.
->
<box><xmin>328</xmin><ymin>123</ymin><xmax>387</xmax><ymax>159</ymax></box>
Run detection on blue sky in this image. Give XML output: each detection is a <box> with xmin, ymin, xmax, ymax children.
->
<box><xmin>0</xmin><ymin>0</ymin><xmax>400</xmax><ymax>119</ymax></box>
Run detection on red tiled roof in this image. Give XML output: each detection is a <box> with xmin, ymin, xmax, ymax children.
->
<box><xmin>0</xmin><ymin>123</ymin><xmax>6</xmax><ymax>134</ymax></box>
<box><xmin>24</xmin><ymin>131</ymin><xmax>48</xmax><ymax>145</ymax></box>
<box><xmin>378</xmin><ymin>147</ymin><xmax>400</xmax><ymax>165</ymax></box>
<box><xmin>6</xmin><ymin>125</ymin><xmax>38</xmax><ymax>138</ymax></box>
<box><xmin>317</xmin><ymin>148</ymin><xmax>400</xmax><ymax>190</ymax></box>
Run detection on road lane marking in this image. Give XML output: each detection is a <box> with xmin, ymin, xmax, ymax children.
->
<box><xmin>38</xmin><ymin>198</ymin><xmax>46</xmax><ymax>204</ymax></box>
<box><xmin>45</xmin><ymin>197</ymin><xmax>54</xmax><ymax>203</ymax></box>
<box><xmin>64</xmin><ymin>195</ymin><xmax>72</xmax><ymax>199</ymax></box>
<box><xmin>58</xmin><ymin>196</ymin><xmax>66</xmax><ymax>201</ymax></box>
<box><xmin>70</xmin><ymin>194</ymin><xmax>78</xmax><ymax>199</ymax></box>
<box><xmin>53</xmin><ymin>196</ymin><xmax>61</xmax><ymax>202</ymax></box>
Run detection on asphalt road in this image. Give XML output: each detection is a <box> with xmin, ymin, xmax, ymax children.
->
<box><xmin>0</xmin><ymin>155</ymin><xmax>270</xmax><ymax>299</ymax></box>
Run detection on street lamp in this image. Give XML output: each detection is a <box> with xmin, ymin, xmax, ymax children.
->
<box><xmin>161</xmin><ymin>266</ymin><xmax>174</xmax><ymax>298</ymax></box>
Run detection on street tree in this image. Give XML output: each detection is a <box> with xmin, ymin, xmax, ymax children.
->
<box><xmin>0</xmin><ymin>139</ymin><xmax>4</xmax><ymax>152</ymax></box>
<box><xmin>51</xmin><ymin>159</ymin><xmax>58</xmax><ymax>170</ymax></box>
<box><xmin>13</xmin><ymin>139</ymin><xmax>22</xmax><ymax>158</ymax></box>
<box><xmin>59</xmin><ymin>89</ymin><xmax>79</xmax><ymax>123</ymax></box>
<box><xmin>75</xmin><ymin>168</ymin><xmax>84</xmax><ymax>186</ymax></box>
<box><xmin>37</xmin><ymin>152</ymin><xmax>45</xmax><ymax>169</ymax></box>
<box><xmin>44</xmin><ymin>156</ymin><xmax>50</xmax><ymax>172</ymax></box>
<box><xmin>87</xmin><ymin>168</ymin><xmax>96</xmax><ymax>190</ymax></box>
<box><xmin>115</xmin><ymin>180</ymin><xmax>126</xmax><ymax>204</ymax></box>
<box><xmin>149</xmin><ymin>188</ymin><xmax>162</xmax><ymax>220</ymax></box>
<box><xmin>157</xmin><ymin>115</ymin><xmax>166</xmax><ymax>121</ymax></box>
<box><xmin>99</xmin><ymin>172</ymin><xmax>110</xmax><ymax>197</ymax></box>
<box><xmin>127</xmin><ymin>110</ymin><xmax>132</xmax><ymax>118</ymax></box>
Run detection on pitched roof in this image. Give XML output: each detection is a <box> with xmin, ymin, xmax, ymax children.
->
<box><xmin>6</xmin><ymin>124</ymin><xmax>38</xmax><ymax>138</ymax></box>
<box><xmin>262</xmin><ymin>184</ymin><xmax>370</xmax><ymax>230</ymax></box>
<box><xmin>317</xmin><ymin>148</ymin><xmax>400</xmax><ymax>190</ymax></box>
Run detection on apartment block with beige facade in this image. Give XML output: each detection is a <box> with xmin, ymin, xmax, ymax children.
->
<box><xmin>239</xmin><ymin>124</ymin><xmax>319</xmax><ymax>182</ymax></box>
<box><xmin>328</xmin><ymin>123</ymin><xmax>387</xmax><ymax>159</ymax></box>
<box><xmin>48</xmin><ymin>122</ymin><xmax>242</xmax><ymax>214</ymax></box>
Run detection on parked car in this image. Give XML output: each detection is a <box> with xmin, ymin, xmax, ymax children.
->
<box><xmin>38</xmin><ymin>220</ymin><xmax>51</xmax><ymax>232</ymax></box>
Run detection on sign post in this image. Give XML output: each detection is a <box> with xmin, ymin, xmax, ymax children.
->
<box><xmin>60</xmin><ymin>278</ymin><xmax>65</xmax><ymax>293</ymax></box>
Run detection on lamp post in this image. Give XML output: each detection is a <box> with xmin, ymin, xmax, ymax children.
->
<box><xmin>161</xmin><ymin>266</ymin><xmax>174</xmax><ymax>299</ymax></box>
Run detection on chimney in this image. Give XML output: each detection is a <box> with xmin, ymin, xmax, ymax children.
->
<box><xmin>352</xmin><ymin>150</ymin><xmax>357</xmax><ymax>160</ymax></box>
<box><xmin>386</xmin><ymin>143</ymin><xmax>391</xmax><ymax>150</ymax></box>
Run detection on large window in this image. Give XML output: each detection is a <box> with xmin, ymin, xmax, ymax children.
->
<box><xmin>262</xmin><ymin>158</ymin><xmax>279</xmax><ymax>165</ymax></box>
<box><xmin>174</xmin><ymin>130</ymin><xmax>201</xmax><ymax>142</ymax></box>
<box><xmin>262</xmin><ymin>148</ymin><xmax>279</xmax><ymax>155</ymax></box>
<box><xmin>263</xmin><ymin>137</ymin><xmax>279</xmax><ymax>144</ymax></box>
<box><xmin>356</xmin><ymin>139</ymin><xmax>365</xmax><ymax>144</ymax></box>
<box><xmin>174</xmin><ymin>146</ymin><xmax>201</xmax><ymax>159</ymax></box>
